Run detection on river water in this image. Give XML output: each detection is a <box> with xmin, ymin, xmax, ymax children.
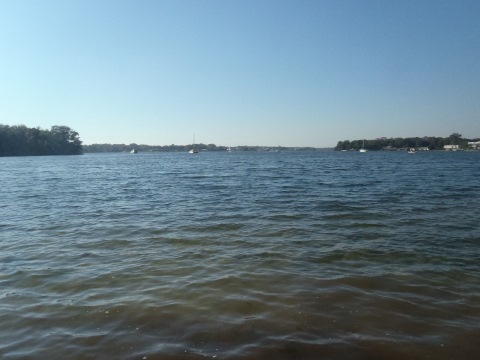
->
<box><xmin>1</xmin><ymin>150</ymin><xmax>479</xmax><ymax>359</ymax></box>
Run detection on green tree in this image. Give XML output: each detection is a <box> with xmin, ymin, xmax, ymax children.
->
<box><xmin>0</xmin><ymin>124</ymin><xmax>83</xmax><ymax>156</ymax></box>
<box><xmin>49</xmin><ymin>125</ymin><xmax>83</xmax><ymax>155</ymax></box>
<box><xmin>449</xmin><ymin>133</ymin><xmax>462</xmax><ymax>145</ymax></box>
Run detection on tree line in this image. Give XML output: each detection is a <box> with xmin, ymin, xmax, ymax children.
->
<box><xmin>83</xmin><ymin>144</ymin><xmax>320</xmax><ymax>153</ymax></box>
<box><xmin>0</xmin><ymin>124</ymin><xmax>83</xmax><ymax>156</ymax></box>
<box><xmin>82</xmin><ymin>143</ymin><xmax>229</xmax><ymax>153</ymax></box>
<box><xmin>334</xmin><ymin>133</ymin><xmax>478</xmax><ymax>151</ymax></box>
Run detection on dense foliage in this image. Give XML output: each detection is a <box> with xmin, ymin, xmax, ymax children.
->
<box><xmin>0</xmin><ymin>124</ymin><xmax>83</xmax><ymax>156</ymax></box>
<box><xmin>335</xmin><ymin>133</ymin><xmax>477</xmax><ymax>151</ymax></box>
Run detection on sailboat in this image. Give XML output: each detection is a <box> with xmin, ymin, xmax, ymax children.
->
<box><xmin>189</xmin><ymin>134</ymin><xmax>198</xmax><ymax>154</ymax></box>
<box><xmin>359</xmin><ymin>140</ymin><xmax>368</xmax><ymax>152</ymax></box>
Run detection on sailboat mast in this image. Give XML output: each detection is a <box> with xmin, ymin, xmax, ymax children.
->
<box><xmin>189</xmin><ymin>133</ymin><xmax>199</xmax><ymax>153</ymax></box>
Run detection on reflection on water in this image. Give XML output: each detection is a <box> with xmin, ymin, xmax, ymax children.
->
<box><xmin>1</xmin><ymin>151</ymin><xmax>480</xmax><ymax>359</ymax></box>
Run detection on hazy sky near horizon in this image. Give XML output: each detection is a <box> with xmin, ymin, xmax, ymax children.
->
<box><xmin>1</xmin><ymin>0</ymin><xmax>479</xmax><ymax>147</ymax></box>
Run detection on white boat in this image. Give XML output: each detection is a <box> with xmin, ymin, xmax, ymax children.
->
<box><xmin>407</xmin><ymin>148</ymin><xmax>416</xmax><ymax>153</ymax></box>
<box><xmin>359</xmin><ymin>140</ymin><xmax>368</xmax><ymax>152</ymax></box>
<box><xmin>189</xmin><ymin>134</ymin><xmax>198</xmax><ymax>154</ymax></box>
<box><xmin>130</xmin><ymin>149</ymin><xmax>137</xmax><ymax>154</ymax></box>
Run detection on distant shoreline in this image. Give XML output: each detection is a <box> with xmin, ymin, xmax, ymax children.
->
<box><xmin>82</xmin><ymin>144</ymin><xmax>331</xmax><ymax>153</ymax></box>
<box><xmin>335</xmin><ymin>134</ymin><xmax>479</xmax><ymax>151</ymax></box>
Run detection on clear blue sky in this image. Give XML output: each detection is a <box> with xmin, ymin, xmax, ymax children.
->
<box><xmin>1</xmin><ymin>0</ymin><xmax>479</xmax><ymax>147</ymax></box>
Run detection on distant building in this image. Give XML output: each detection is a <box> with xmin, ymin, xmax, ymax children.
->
<box><xmin>467</xmin><ymin>141</ymin><xmax>480</xmax><ymax>149</ymax></box>
<box><xmin>444</xmin><ymin>145</ymin><xmax>459</xmax><ymax>151</ymax></box>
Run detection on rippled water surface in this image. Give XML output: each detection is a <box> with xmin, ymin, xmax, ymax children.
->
<box><xmin>1</xmin><ymin>151</ymin><xmax>479</xmax><ymax>359</ymax></box>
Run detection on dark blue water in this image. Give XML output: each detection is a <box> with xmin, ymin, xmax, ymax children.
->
<box><xmin>1</xmin><ymin>151</ymin><xmax>479</xmax><ymax>359</ymax></box>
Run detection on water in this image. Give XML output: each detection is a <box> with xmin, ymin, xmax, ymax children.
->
<box><xmin>1</xmin><ymin>151</ymin><xmax>479</xmax><ymax>359</ymax></box>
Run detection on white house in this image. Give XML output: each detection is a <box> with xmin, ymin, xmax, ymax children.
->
<box><xmin>467</xmin><ymin>141</ymin><xmax>480</xmax><ymax>149</ymax></box>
